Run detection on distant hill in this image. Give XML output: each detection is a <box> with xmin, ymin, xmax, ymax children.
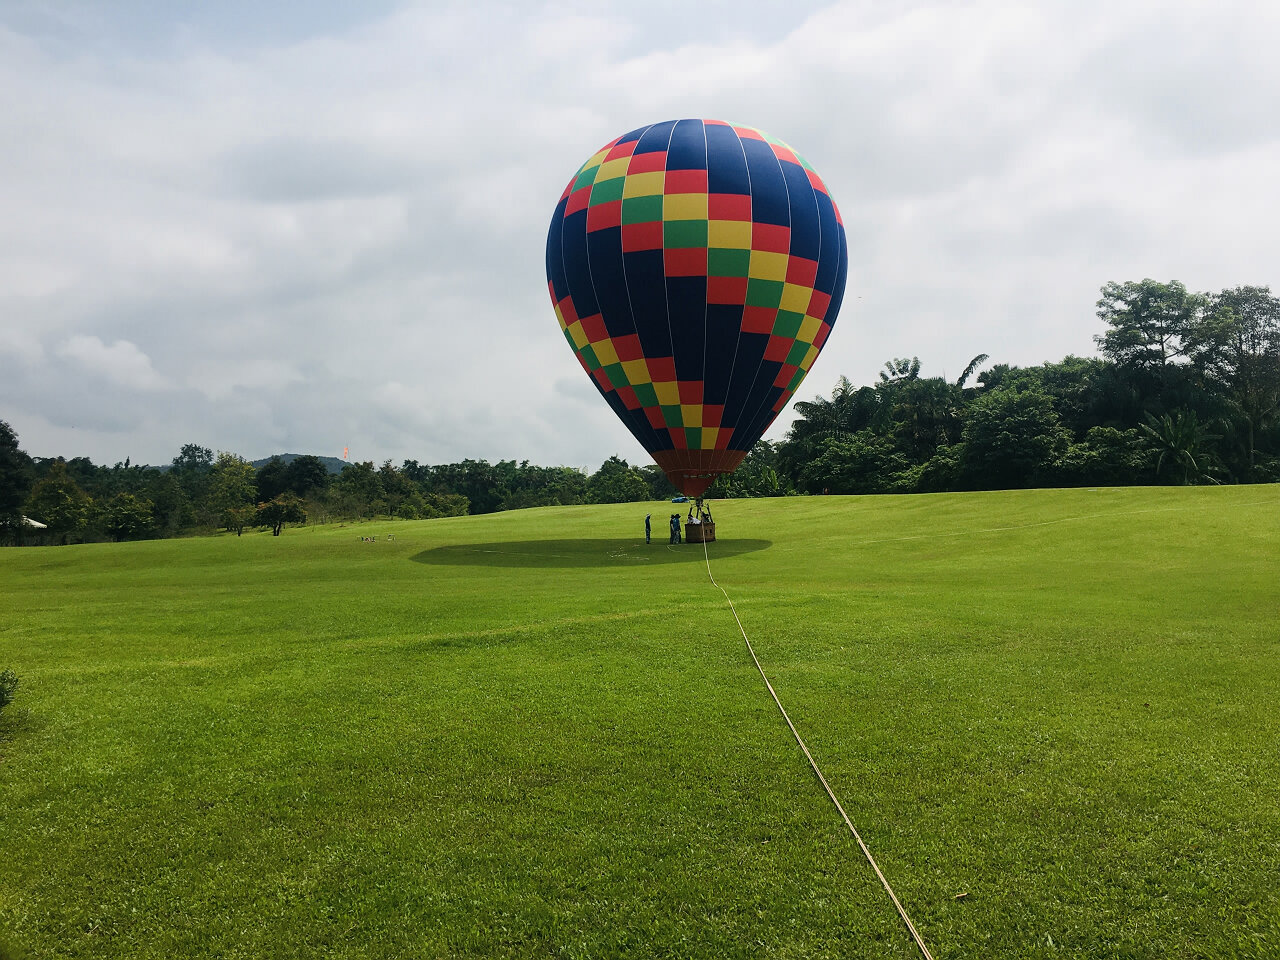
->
<box><xmin>251</xmin><ymin>453</ymin><xmax>348</xmax><ymax>475</ymax></box>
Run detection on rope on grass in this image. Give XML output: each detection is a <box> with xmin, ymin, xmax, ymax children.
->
<box><xmin>700</xmin><ymin>536</ymin><xmax>935</xmax><ymax>960</ymax></box>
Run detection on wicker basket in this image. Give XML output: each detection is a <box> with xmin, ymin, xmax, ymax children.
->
<box><xmin>685</xmin><ymin>521</ymin><xmax>716</xmax><ymax>543</ymax></box>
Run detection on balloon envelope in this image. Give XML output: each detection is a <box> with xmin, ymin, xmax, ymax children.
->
<box><xmin>546</xmin><ymin>119</ymin><xmax>848</xmax><ymax>496</ymax></box>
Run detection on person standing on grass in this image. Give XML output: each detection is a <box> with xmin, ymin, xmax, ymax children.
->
<box><xmin>645</xmin><ymin>513</ymin><xmax>651</xmax><ymax>544</ymax></box>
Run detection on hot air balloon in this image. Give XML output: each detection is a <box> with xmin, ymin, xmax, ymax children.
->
<box><xmin>546</xmin><ymin>119</ymin><xmax>847</xmax><ymax>499</ymax></box>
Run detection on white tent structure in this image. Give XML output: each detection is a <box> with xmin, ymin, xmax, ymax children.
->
<box><xmin>22</xmin><ymin>516</ymin><xmax>47</xmax><ymax>529</ymax></box>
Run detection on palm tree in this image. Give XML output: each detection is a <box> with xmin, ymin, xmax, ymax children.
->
<box><xmin>879</xmin><ymin>357</ymin><xmax>921</xmax><ymax>384</ymax></box>
<box><xmin>955</xmin><ymin>353</ymin><xmax>989</xmax><ymax>389</ymax></box>
<box><xmin>1139</xmin><ymin>411</ymin><xmax>1219</xmax><ymax>484</ymax></box>
<box><xmin>789</xmin><ymin>376</ymin><xmax>882</xmax><ymax>443</ymax></box>
<box><xmin>884</xmin><ymin>376</ymin><xmax>966</xmax><ymax>459</ymax></box>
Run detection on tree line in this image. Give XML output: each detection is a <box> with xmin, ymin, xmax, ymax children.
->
<box><xmin>0</xmin><ymin>436</ymin><xmax>685</xmax><ymax>545</ymax></box>
<box><xmin>2</xmin><ymin>280</ymin><xmax>1276</xmax><ymax>545</ymax></box>
<box><xmin>772</xmin><ymin>280</ymin><xmax>1280</xmax><ymax>494</ymax></box>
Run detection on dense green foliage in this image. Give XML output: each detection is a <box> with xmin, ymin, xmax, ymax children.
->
<box><xmin>1</xmin><ymin>489</ymin><xmax>1277</xmax><ymax>957</ymax></box>
<box><xmin>777</xmin><ymin>280</ymin><xmax>1280</xmax><ymax>495</ymax></box>
<box><xmin>4</xmin><ymin>280</ymin><xmax>1277</xmax><ymax>545</ymax></box>
<box><xmin>0</xmin><ymin>668</ymin><xmax>16</xmax><ymax>714</ymax></box>
<box><xmin>23</xmin><ymin>461</ymin><xmax>94</xmax><ymax>545</ymax></box>
<box><xmin>0</xmin><ymin>421</ymin><xmax>33</xmax><ymax>544</ymax></box>
<box><xmin>1</xmin><ymin>440</ymin><xmax>650</xmax><ymax>544</ymax></box>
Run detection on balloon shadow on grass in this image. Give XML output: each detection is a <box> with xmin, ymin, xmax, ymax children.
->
<box><xmin>410</xmin><ymin>538</ymin><xmax>772</xmax><ymax>569</ymax></box>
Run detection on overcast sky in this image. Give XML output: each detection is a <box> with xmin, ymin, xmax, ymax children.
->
<box><xmin>2</xmin><ymin>0</ymin><xmax>1277</xmax><ymax>469</ymax></box>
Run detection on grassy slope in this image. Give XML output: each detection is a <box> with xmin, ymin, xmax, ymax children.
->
<box><xmin>1</xmin><ymin>487</ymin><xmax>1278</xmax><ymax>959</ymax></box>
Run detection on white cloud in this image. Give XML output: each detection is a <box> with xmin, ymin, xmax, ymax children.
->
<box><xmin>56</xmin><ymin>335</ymin><xmax>170</xmax><ymax>391</ymax></box>
<box><xmin>0</xmin><ymin>324</ymin><xmax>44</xmax><ymax>364</ymax></box>
<box><xmin>0</xmin><ymin>0</ymin><xmax>1277</xmax><ymax>465</ymax></box>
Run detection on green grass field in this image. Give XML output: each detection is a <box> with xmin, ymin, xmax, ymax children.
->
<box><xmin>2</xmin><ymin>487</ymin><xmax>1278</xmax><ymax>959</ymax></box>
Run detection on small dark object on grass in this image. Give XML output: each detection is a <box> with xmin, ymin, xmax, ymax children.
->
<box><xmin>0</xmin><ymin>669</ymin><xmax>17</xmax><ymax>713</ymax></box>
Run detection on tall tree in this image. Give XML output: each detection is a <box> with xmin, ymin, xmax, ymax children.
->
<box><xmin>955</xmin><ymin>354</ymin><xmax>989</xmax><ymax>389</ymax></box>
<box><xmin>879</xmin><ymin>357</ymin><xmax>921</xmax><ymax>383</ymax></box>
<box><xmin>145</xmin><ymin>471</ymin><xmax>191</xmax><ymax>534</ymax></box>
<box><xmin>255</xmin><ymin>456</ymin><xmax>290</xmax><ymax>502</ymax></box>
<box><xmin>1192</xmin><ymin>286</ymin><xmax>1280</xmax><ymax>472</ymax></box>
<box><xmin>170</xmin><ymin>443</ymin><xmax>215</xmax><ymax>524</ymax></box>
<box><xmin>587</xmin><ymin>456</ymin><xmax>650</xmax><ymax>503</ymax></box>
<box><xmin>25</xmin><ymin>461</ymin><xmax>93</xmax><ymax>544</ymax></box>
<box><xmin>791</xmin><ymin>375</ymin><xmax>858</xmax><ymax>442</ymax></box>
<box><xmin>0</xmin><ymin>420</ymin><xmax>34</xmax><ymax>543</ymax></box>
<box><xmin>102</xmin><ymin>493</ymin><xmax>154</xmax><ymax>542</ymax></box>
<box><xmin>885</xmin><ymin>376</ymin><xmax>965</xmax><ymax>462</ymax></box>
<box><xmin>283</xmin><ymin>455</ymin><xmax>331</xmax><ymax>497</ymax></box>
<box><xmin>209</xmin><ymin>453</ymin><xmax>258</xmax><ymax>531</ymax></box>
<box><xmin>1094</xmin><ymin>279</ymin><xmax>1207</xmax><ymax>370</ymax></box>
<box><xmin>256</xmin><ymin>492</ymin><xmax>307</xmax><ymax>536</ymax></box>
<box><xmin>171</xmin><ymin>444</ymin><xmax>214</xmax><ymax>472</ymax></box>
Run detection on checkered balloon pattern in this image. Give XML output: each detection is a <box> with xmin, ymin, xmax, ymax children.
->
<box><xmin>546</xmin><ymin>119</ymin><xmax>848</xmax><ymax>496</ymax></box>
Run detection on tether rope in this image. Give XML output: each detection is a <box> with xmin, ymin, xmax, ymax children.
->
<box><xmin>700</xmin><ymin>534</ymin><xmax>935</xmax><ymax>960</ymax></box>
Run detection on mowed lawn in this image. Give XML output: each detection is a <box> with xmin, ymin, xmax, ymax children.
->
<box><xmin>1</xmin><ymin>487</ymin><xmax>1278</xmax><ymax>959</ymax></box>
